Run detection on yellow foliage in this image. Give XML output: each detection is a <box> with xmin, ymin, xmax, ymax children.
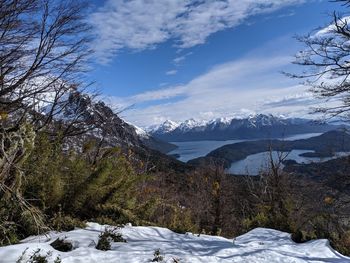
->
<box><xmin>212</xmin><ymin>181</ymin><xmax>220</xmax><ymax>196</ymax></box>
<box><xmin>324</xmin><ymin>196</ymin><xmax>334</xmax><ymax>205</ymax></box>
<box><xmin>0</xmin><ymin>111</ymin><xmax>8</xmax><ymax>120</ymax></box>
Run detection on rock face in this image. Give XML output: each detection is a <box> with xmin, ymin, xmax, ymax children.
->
<box><xmin>149</xmin><ymin>114</ymin><xmax>337</xmax><ymax>142</ymax></box>
<box><xmin>36</xmin><ymin>91</ymin><xmax>185</xmax><ymax>174</ymax></box>
<box><xmin>51</xmin><ymin>92</ymin><xmax>140</xmax><ymax>148</ymax></box>
<box><xmin>55</xmin><ymin>92</ymin><xmax>177</xmax><ymax>154</ymax></box>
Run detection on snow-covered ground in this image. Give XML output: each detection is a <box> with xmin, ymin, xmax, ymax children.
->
<box><xmin>1</xmin><ymin>222</ymin><xmax>349</xmax><ymax>263</ymax></box>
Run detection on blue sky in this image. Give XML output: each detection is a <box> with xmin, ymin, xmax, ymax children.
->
<box><xmin>87</xmin><ymin>0</ymin><xmax>346</xmax><ymax>127</ymax></box>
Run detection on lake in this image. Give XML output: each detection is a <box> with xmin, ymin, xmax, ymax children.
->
<box><xmin>168</xmin><ymin>139</ymin><xmax>244</xmax><ymax>162</ymax></box>
<box><xmin>168</xmin><ymin>133</ymin><xmax>323</xmax><ymax>162</ymax></box>
<box><xmin>228</xmin><ymin>150</ymin><xmax>350</xmax><ymax>175</ymax></box>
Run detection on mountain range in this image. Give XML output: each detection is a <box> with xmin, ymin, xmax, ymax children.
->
<box><xmin>148</xmin><ymin>114</ymin><xmax>338</xmax><ymax>142</ymax></box>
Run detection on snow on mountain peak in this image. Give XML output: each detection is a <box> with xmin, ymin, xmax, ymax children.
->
<box><xmin>178</xmin><ymin>118</ymin><xmax>206</xmax><ymax>131</ymax></box>
<box><xmin>150</xmin><ymin>120</ymin><xmax>179</xmax><ymax>133</ymax></box>
<box><xmin>209</xmin><ymin>117</ymin><xmax>233</xmax><ymax>125</ymax></box>
<box><xmin>133</xmin><ymin>125</ymin><xmax>149</xmax><ymax>138</ymax></box>
<box><xmin>148</xmin><ymin>114</ymin><xmax>324</xmax><ymax>139</ymax></box>
<box><xmin>246</xmin><ymin>114</ymin><xmax>285</xmax><ymax>127</ymax></box>
<box><xmin>151</xmin><ymin>114</ymin><xmax>292</xmax><ymax>134</ymax></box>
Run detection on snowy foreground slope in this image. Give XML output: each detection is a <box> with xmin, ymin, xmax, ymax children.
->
<box><xmin>0</xmin><ymin>222</ymin><xmax>349</xmax><ymax>263</ymax></box>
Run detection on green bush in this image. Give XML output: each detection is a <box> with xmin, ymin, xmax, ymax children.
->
<box><xmin>151</xmin><ymin>249</ymin><xmax>164</xmax><ymax>262</ymax></box>
<box><xmin>22</xmin><ymin>135</ymin><xmax>151</xmax><ymax>235</ymax></box>
<box><xmin>291</xmin><ymin>229</ymin><xmax>304</xmax><ymax>243</ymax></box>
<box><xmin>96</xmin><ymin>234</ymin><xmax>111</xmax><ymax>251</ymax></box>
<box><xmin>96</xmin><ymin>227</ymin><xmax>126</xmax><ymax>251</ymax></box>
<box><xmin>50</xmin><ymin>238</ymin><xmax>73</xmax><ymax>252</ymax></box>
<box><xmin>0</xmin><ymin>220</ymin><xmax>19</xmax><ymax>246</ymax></box>
<box><xmin>3</xmin><ymin>131</ymin><xmax>198</xmax><ymax>246</ymax></box>
<box><xmin>16</xmin><ymin>249</ymin><xmax>61</xmax><ymax>263</ymax></box>
<box><xmin>332</xmin><ymin>231</ymin><xmax>350</xmax><ymax>256</ymax></box>
<box><xmin>50</xmin><ymin>212</ymin><xmax>86</xmax><ymax>232</ymax></box>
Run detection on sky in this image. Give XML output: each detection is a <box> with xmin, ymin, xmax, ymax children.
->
<box><xmin>87</xmin><ymin>0</ymin><xmax>347</xmax><ymax>127</ymax></box>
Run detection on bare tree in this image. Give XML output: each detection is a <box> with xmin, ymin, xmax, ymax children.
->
<box><xmin>0</xmin><ymin>0</ymin><xmax>92</xmax><ymax>131</ymax></box>
<box><xmin>0</xmin><ymin>0</ymin><xmax>93</xmax><ymax>238</ymax></box>
<box><xmin>332</xmin><ymin>0</ymin><xmax>350</xmax><ymax>6</ymax></box>
<box><xmin>242</xmin><ymin>148</ymin><xmax>297</xmax><ymax>232</ymax></box>
<box><xmin>288</xmin><ymin>1</ymin><xmax>350</xmax><ymax>119</ymax></box>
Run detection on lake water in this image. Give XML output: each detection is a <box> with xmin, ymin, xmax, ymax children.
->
<box><xmin>168</xmin><ymin>139</ymin><xmax>245</xmax><ymax>162</ymax></box>
<box><xmin>168</xmin><ymin>133</ymin><xmax>323</xmax><ymax>162</ymax></box>
<box><xmin>227</xmin><ymin>150</ymin><xmax>350</xmax><ymax>175</ymax></box>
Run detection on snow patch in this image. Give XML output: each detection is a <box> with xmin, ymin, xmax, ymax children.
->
<box><xmin>1</xmin><ymin>223</ymin><xmax>349</xmax><ymax>263</ymax></box>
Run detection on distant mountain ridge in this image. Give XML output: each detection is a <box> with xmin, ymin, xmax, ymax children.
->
<box><xmin>149</xmin><ymin>114</ymin><xmax>338</xmax><ymax>142</ymax></box>
<box><xmin>132</xmin><ymin>124</ymin><xmax>178</xmax><ymax>153</ymax></box>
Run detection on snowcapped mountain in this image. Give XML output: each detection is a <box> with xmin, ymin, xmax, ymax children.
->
<box><xmin>149</xmin><ymin>120</ymin><xmax>179</xmax><ymax>134</ymax></box>
<box><xmin>177</xmin><ymin>118</ymin><xmax>207</xmax><ymax>132</ymax></box>
<box><xmin>48</xmin><ymin>91</ymin><xmax>178</xmax><ymax>156</ymax></box>
<box><xmin>131</xmin><ymin>124</ymin><xmax>177</xmax><ymax>154</ymax></box>
<box><xmin>150</xmin><ymin>114</ymin><xmax>337</xmax><ymax>142</ymax></box>
<box><xmin>131</xmin><ymin>124</ymin><xmax>150</xmax><ymax>139</ymax></box>
<box><xmin>52</xmin><ymin>92</ymin><xmax>142</xmax><ymax>148</ymax></box>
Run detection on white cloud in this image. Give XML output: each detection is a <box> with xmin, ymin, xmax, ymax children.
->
<box><xmin>107</xmin><ymin>40</ymin><xmax>342</xmax><ymax>127</ymax></box>
<box><xmin>90</xmin><ymin>0</ymin><xmax>305</xmax><ymax>63</ymax></box>
<box><xmin>166</xmin><ymin>70</ymin><xmax>178</xmax><ymax>76</ymax></box>
<box><xmin>173</xmin><ymin>56</ymin><xmax>187</xmax><ymax>65</ymax></box>
<box><xmin>107</xmin><ymin>52</ymin><xmax>316</xmax><ymax>126</ymax></box>
<box><xmin>173</xmin><ymin>52</ymin><xmax>193</xmax><ymax>65</ymax></box>
<box><xmin>105</xmin><ymin>85</ymin><xmax>187</xmax><ymax>108</ymax></box>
